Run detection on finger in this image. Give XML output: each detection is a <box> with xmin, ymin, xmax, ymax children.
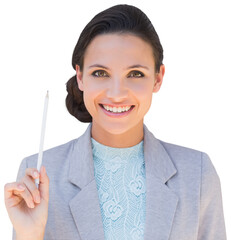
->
<box><xmin>15</xmin><ymin>183</ymin><xmax>35</xmax><ymax>208</ymax></box>
<box><xmin>6</xmin><ymin>194</ymin><xmax>22</xmax><ymax>208</ymax></box>
<box><xmin>4</xmin><ymin>182</ymin><xmax>25</xmax><ymax>200</ymax></box>
<box><xmin>25</xmin><ymin>168</ymin><xmax>40</xmax><ymax>180</ymax></box>
<box><xmin>4</xmin><ymin>182</ymin><xmax>34</xmax><ymax>209</ymax></box>
<box><xmin>21</xmin><ymin>175</ymin><xmax>40</xmax><ymax>204</ymax></box>
<box><xmin>39</xmin><ymin>166</ymin><xmax>49</xmax><ymax>202</ymax></box>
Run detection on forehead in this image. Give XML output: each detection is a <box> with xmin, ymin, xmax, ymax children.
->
<box><xmin>83</xmin><ymin>33</ymin><xmax>154</xmax><ymax>67</ymax></box>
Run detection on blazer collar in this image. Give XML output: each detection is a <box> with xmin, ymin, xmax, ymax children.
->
<box><xmin>143</xmin><ymin>123</ymin><xmax>177</xmax><ymax>183</ymax></box>
<box><xmin>68</xmin><ymin>123</ymin><xmax>179</xmax><ymax>240</ymax></box>
<box><xmin>68</xmin><ymin>123</ymin><xmax>94</xmax><ymax>189</ymax></box>
<box><xmin>142</xmin><ymin>124</ymin><xmax>179</xmax><ymax>239</ymax></box>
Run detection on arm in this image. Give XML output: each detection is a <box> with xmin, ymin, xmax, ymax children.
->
<box><xmin>197</xmin><ymin>152</ymin><xmax>227</xmax><ymax>239</ymax></box>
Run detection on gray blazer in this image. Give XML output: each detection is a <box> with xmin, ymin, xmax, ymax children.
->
<box><xmin>13</xmin><ymin>123</ymin><xmax>226</xmax><ymax>240</ymax></box>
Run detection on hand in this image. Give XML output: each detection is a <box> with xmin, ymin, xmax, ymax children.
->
<box><xmin>4</xmin><ymin>166</ymin><xmax>49</xmax><ymax>239</ymax></box>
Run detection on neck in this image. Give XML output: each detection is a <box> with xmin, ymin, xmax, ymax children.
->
<box><xmin>91</xmin><ymin>120</ymin><xmax>144</xmax><ymax>148</ymax></box>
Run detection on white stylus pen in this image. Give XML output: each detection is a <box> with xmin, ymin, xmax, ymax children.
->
<box><xmin>36</xmin><ymin>91</ymin><xmax>49</xmax><ymax>186</ymax></box>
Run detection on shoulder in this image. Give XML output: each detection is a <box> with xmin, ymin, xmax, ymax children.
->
<box><xmin>160</xmin><ymin>139</ymin><xmax>202</xmax><ymax>161</ymax></box>
<box><xmin>22</xmin><ymin>138</ymin><xmax>79</xmax><ymax>168</ymax></box>
<box><xmin>158</xmin><ymin>139</ymin><xmax>219</xmax><ymax>182</ymax></box>
<box><xmin>160</xmin><ymin>139</ymin><xmax>211</xmax><ymax>166</ymax></box>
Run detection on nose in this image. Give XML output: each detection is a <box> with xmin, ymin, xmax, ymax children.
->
<box><xmin>106</xmin><ymin>78</ymin><xmax>128</xmax><ymax>102</ymax></box>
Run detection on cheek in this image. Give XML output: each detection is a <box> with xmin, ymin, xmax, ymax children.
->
<box><xmin>133</xmin><ymin>83</ymin><xmax>153</xmax><ymax>115</ymax></box>
<box><xmin>82</xmin><ymin>81</ymin><xmax>101</xmax><ymax>110</ymax></box>
<box><xmin>84</xmin><ymin>78</ymin><xmax>103</xmax><ymax>93</ymax></box>
<box><xmin>132</xmin><ymin>82</ymin><xmax>153</xmax><ymax>100</ymax></box>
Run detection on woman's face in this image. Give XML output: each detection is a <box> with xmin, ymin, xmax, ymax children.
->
<box><xmin>76</xmin><ymin>33</ymin><xmax>165</xmax><ymax>137</ymax></box>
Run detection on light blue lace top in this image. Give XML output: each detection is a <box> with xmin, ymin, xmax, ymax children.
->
<box><xmin>91</xmin><ymin>137</ymin><xmax>146</xmax><ymax>240</ymax></box>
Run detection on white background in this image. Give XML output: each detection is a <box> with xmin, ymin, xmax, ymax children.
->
<box><xmin>1</xmin><ymin>0</ymin><xmax>230</xmax><ymax>238</ymax></box>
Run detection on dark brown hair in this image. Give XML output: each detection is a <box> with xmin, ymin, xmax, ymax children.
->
<box><xmin>66</xmin><ymin>4</ymin><xmax>164</xmax><ymax>122</ymax></box>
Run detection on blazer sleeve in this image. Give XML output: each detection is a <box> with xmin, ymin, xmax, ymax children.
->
<box><xmin>12</xmin><ymin>158</ymin><xmax>28</xmax><ymax>240</ymax></box>
<box><xmin>197</xmin><ymin>152</ymin><xmax>227</xmax><ymax>239</ymax></box>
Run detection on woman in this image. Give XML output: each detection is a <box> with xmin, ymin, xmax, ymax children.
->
<box><xmin>4</xmin><ymin>4</ymin><xmax>226</xmax><ymax>240</ymax></box>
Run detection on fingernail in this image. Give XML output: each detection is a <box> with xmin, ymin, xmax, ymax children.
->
<box><xmin>34</xmin><ymin>171</ymin><xmax>39</xmax><ymax>178</ymax></box>
<box><xmin>30</xmin><ymin>202</ymin><xmax>35</xmax><ymax>208</ymax></box>
<box><xmin>35</xmin><ymin>195</ymin><xmax>40</xmax><ymax>203</ymax></box>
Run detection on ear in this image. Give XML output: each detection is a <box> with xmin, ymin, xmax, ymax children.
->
<box><xmin>76</xmin><ymin>65</ymin><xmax>84</xmax><ymax>91</ymax></box>
<box><xmin>153</xmin><ymin>64</ymin><xmax>165</xmax><ymax>93</ymax></box>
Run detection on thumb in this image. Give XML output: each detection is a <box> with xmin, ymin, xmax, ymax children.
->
<box><xmin>39</xmin><ymin>166</ymin><xmax>49</xmax><ymax>202</ymax></box>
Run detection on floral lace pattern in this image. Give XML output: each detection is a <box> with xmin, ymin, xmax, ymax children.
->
<box><xmin>91</xmin><ymin>138</ymin><xmax>146</xmax><ymax>240</ymax></box>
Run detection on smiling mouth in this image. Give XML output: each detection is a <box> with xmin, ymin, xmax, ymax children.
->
<box><xmin>99</xmin><ymin>104</ymin><xmax>135</xmax><ymax>113</ymax></box>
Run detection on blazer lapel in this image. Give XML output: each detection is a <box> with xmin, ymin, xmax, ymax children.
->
<box><xmin>68</xmin><ymin>123</ymin><xmax>179</xmax><ymax>240</ymax></box>
<box><xmin>143</xmin><ymin>124</ymin><xmax>179</xmax><ymax>240</ymax></box>
<box><xmin>68</xmin><ymin>123</ymin><xmax>105</xmax><ymax>240</ymax></box>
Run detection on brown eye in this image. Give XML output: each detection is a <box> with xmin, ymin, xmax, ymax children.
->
<box><xmin>92</xmin><ymin>70</ymin><xmax>108</xmax><ymax>77</ymax></box>
<box><xmin>129</xmin><ymin>71</ymin><xmax>144</xmax><ymax>78</ymax></box>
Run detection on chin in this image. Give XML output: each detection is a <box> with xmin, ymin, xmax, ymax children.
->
<box><xmin>102</xmin><ymin>122</ymin><xmax>137</xmax><ymax>135</ymax></box>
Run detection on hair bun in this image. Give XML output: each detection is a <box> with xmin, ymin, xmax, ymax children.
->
<box><xmin>65</xmin><ymin>75</ymin><xmax>92</xmax><ymax>122</ymax></box>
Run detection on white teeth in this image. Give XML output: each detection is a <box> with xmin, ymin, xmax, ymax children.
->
<box><xmin>102</xmin><ymin>104</ymin><xmax>132</xmax><ymax>113</ymax></box>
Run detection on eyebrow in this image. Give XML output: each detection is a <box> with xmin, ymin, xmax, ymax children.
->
<box><xmin>88</xmin><ymin>64</ymin><xmax>149</xmax><ymax>70</ymax></box>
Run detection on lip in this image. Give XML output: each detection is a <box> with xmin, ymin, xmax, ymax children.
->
<box><xmin>99</xmin><ymin>104</ymin><xmax>135</xmax><ymax>118</ymax></box>
<box><xmin>100</xmin><ymin>103</ymin><xmax>134</xmax><ymax>108</ymax></box>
